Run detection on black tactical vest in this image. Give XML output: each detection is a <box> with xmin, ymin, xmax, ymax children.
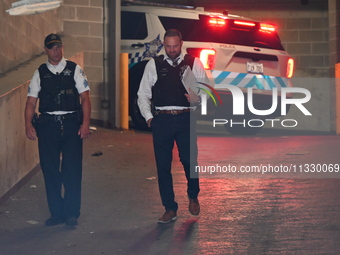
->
<box><xmin>38</xmin><ymin>61</ymin><xmax>80</xmax><ymax>113</ymax></box>
<box><xmin>152</xmin><ymin>54</ymin><xmax>195</xmax><ymax>107</ymax></box>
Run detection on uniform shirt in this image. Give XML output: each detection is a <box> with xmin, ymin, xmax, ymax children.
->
<box><xmin>27</xmin><ymin>57</ymin><xmax>90</xmax><ymax>115</ymax></box>
<box><xmin>137</xmin><ymin>52</ymin><xmax>210</xmax><ymax>122</ymax></box>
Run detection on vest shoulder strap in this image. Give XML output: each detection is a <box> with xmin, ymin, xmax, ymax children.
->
<box><xmin>154</xmin><ymin>55</ymin><xmax>164</xmax><ymax>62</ymax></box>
<box><xmin>65</xmin><ymin>60</ymin><xmax>77</xmax><ymax>71</ymax></box>
<box><xmin>154</xmin><ymin>55</ymin><xmax>164</xmax><ymax>68</ymax></box>
<box><xmin>38</xmin><ymin>63</ymin><xmax>48</xmax><ymax>74</ymax></box>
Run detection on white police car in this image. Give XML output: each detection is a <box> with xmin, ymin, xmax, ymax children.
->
<box><xmin>121</xmin><ymin>1</ymin><xmax>294</xmax><ymax>134</ymax></box>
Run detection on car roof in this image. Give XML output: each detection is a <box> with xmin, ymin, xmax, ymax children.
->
<box><xmin>121</xmin><ymin>4</ymin><xmax>256</xmax><ymax>22</ymax></box>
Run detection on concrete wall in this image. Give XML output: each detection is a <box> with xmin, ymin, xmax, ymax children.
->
<box><xmin>328</xmin><ymin>0</ymin><xmax>340</xmax><ymax>131</ymax></box>
<box><xmin>0</xmin><ymin>0</ymin><xmax>62</xmax><ymax>74</ymax></box>
<box><xmin>61</xmin><ymin>0</ymin><xmax>106</xmax><ymax>123</ymax></box>
<box><xmin>0</xmin><ymin>82</ymin><xmax>39</xmax><ymax>201</ymax></box>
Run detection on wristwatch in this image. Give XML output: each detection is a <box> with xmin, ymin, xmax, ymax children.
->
<box><xmin>197</xmin><ymin>96</ymin><xmax>201</xmax><ymax>105</ymax></box>
<box><xmin>193</xmin><ymin>96</ymin><xmax>201</xmax><ymax>106</ymax></box>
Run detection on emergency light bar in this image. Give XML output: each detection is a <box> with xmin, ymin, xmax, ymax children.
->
<box><xmin>260</xmin><ymin>23</ymin><xmax>276</xmax><ymax>32</ymax></box>
<box><xmin>234</xmin><ymin>20</ymin><xmax>256</xmax><ymax>27</ymax></box>
<box><xmin>209</xmin><ymin>17</ymin><xmax>226</xmax><ymax>26</ymax></box>
<box><xmin>233</xmin><ymin>20</ymin><xmax>276</xmax><ymax>33</ymax></box>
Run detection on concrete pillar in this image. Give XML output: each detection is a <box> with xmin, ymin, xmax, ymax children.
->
<box><xmin>108</xmin><ymin>0</ymin><xmax>121</xmax><ymax>128</ymax></box>
<box><xmin>328</xmin><ymin>0</ymin><xmax>340</xmax><ymax>133</ymax></box>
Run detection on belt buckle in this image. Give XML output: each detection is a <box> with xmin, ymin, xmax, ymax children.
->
<box><xmin>54</xmin><ymin>115</ymin><xmax>64</xmax><ymax>122</ymax></box>
<box><xmin>154</xmin><ymin>110</ymin><xmax>160</xmax><ymax>116</ymax></box>
<box><xmin>170</xmin><ymin>110</ymin><xmax>177</xmax><ymax>115</ymax></box>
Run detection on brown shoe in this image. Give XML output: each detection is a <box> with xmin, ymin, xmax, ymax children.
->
<box><xmin>189</xmin><ymin>198</ymin><xmax>200</xmax><ymax>216</ymax></box>
<box><xmin>158</xmin><ymin>210</ymin><xmax>177</xmax><ymax>224</ymax></box>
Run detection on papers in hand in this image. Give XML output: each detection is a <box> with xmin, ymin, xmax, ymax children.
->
<box><xmin>181</xmin><ymin>66</ymin><xmax>197</xmax><ymax>94</ymax></box>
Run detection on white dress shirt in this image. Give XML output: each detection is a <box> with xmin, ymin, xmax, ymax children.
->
<box><xmin>137</xmin><ymin>52</ymin><xmax>210</xmax><ymax>122</ymax></box>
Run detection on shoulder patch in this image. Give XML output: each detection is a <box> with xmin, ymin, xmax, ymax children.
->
<box><xmin>79</xmin><ymin>68</ymin><xmax>87</xmax><ymax>79</ymax></box>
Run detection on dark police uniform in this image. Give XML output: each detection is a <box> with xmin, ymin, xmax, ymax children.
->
<box><xmin>28</xmin><ymin>58</ymin><xmax>89</xmax><ymax>222</ymax></box>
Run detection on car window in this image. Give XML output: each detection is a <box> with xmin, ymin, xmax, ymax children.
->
<box><xmin>121</xmin><ymin>11</ymin><xmax>147</xmax><ymax>40</ymax></box>
<box><xmin>159</xmin><ymin>15</ymin><xmax>284</xmax><ymax>50</ymax></box>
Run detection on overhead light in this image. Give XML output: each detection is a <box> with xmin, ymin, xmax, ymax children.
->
<box><xmin>6</xmin><ymin>0</ymin><xmax>62</xmax><ymax>16</ymax></box>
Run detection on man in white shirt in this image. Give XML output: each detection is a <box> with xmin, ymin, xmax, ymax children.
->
<box><xmin>138</xmin><ymin>29</ymin><xmax>209</xmax><ymax>223</ymax></box>
<box><xmin>24</xmin><ymin>33</ymin><xmax>91</xmax><ymax>227</ymax></box>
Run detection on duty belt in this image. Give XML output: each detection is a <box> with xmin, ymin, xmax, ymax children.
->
<box><xmin>154</xmin><ymin>109</ymin><xmax>191</xmax><ymax>115</ymax></box>
<box><xmin>40</xmin><ymin>112</ymin><xmax>77</xmax><ymax>122</ymax></box>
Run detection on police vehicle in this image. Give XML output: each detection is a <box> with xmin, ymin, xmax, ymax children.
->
<box><xmin>121</xmin><ymin>1</ymin><xmax>294</xmax><ymax>134</ymax></box>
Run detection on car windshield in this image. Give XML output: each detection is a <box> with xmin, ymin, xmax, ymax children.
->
<box><xmin>159</xmin><ymin>15</ymin><xmax>285</xmax><ymax>50</ymax></box>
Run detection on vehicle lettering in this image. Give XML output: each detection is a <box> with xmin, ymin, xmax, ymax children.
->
<box><xmin>220</xmin><ymin>44</ymin><xmax>236</xmax><ymax>49</ymax></box>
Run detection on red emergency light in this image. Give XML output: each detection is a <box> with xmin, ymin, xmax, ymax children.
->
<box><xmin>260</xmin><ymin>23</ymin><xmax>276</xmax><ymax>32</ymax></box>
<box><xmin>286</xmin><ymin>58</ymin><xmax>294</xmax><ymax>78</ymax></box>
<box><xmin>234</xmin><ymin>20</ymin><xmax>256</xmax><ymax>27</ymax></box>
<box><xmin>209</xmin><ymin>17</ymin><xmax>226</xmax><ymax>27</ymax></box>
<box><xmin>186</xmin><ymin>48</ymin><xmax>216</xmax><ymax>70</ymax></box>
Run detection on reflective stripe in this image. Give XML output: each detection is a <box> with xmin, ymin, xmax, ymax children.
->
<box><xmin>212</xmin><ymin>70</ymin><xmax>289</xmax><ymax>90</ymax></box>
<box><xmin>244</xmin><ymin>76</ymin><xmax>264</xmax><ymax>89</ymax></box>
<box><xmin>214</xmin><ymin>70</ymin><xmax>230</xmax><ymax>84</ymax></box>
<box><xmin>230</xmin><ymin>73</ymin><xmax>247</xmax><ymax>86</ymax></box>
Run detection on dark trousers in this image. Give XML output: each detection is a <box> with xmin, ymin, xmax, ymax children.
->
<box><xmin>151</xmin><ymin>112</ymin><xmax>199</xmax><ymax>212</ymax></box>
<box><xmin>37</xmin><ymin>114</ymin><xmax>83</xmax><ymax>219</ymax></box>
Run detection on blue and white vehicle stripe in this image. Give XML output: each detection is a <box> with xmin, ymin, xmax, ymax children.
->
<box><xmin>128</xmin><ymin>52</ymin><xmax>143</xmax><ymax>66</ymax></box>
<box><xmin>212</xmin><ymin>70</ymin><xmax>289</xmax><ymax>90</ymax></box>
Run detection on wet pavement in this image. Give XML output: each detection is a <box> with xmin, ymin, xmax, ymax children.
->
<box><xmin>1</xmin><ymin>126</ymin><xmax>340</xmax><ymax>255</ymax></box>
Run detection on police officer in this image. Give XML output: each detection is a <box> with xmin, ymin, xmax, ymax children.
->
<box><xmin>138</xmin><ymin>29</ymin><xmax>210</xmax><ymax>223</ymax></box>
<box><xmin>24</xmin><ymin>33</ymin><xmax>91</xmax><ymax>227</ymax></box>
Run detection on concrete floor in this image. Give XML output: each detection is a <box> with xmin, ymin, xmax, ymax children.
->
<box><xmin>1</xmin><ymin>126</ymin><xmax>340</xmax><ymax>255</ymax></box>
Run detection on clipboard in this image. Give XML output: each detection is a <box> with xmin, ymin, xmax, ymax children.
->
<box><xmin>181</xmin><ymin>66</ymin><xmax>197</xmax><ymax>94</ymax></box>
